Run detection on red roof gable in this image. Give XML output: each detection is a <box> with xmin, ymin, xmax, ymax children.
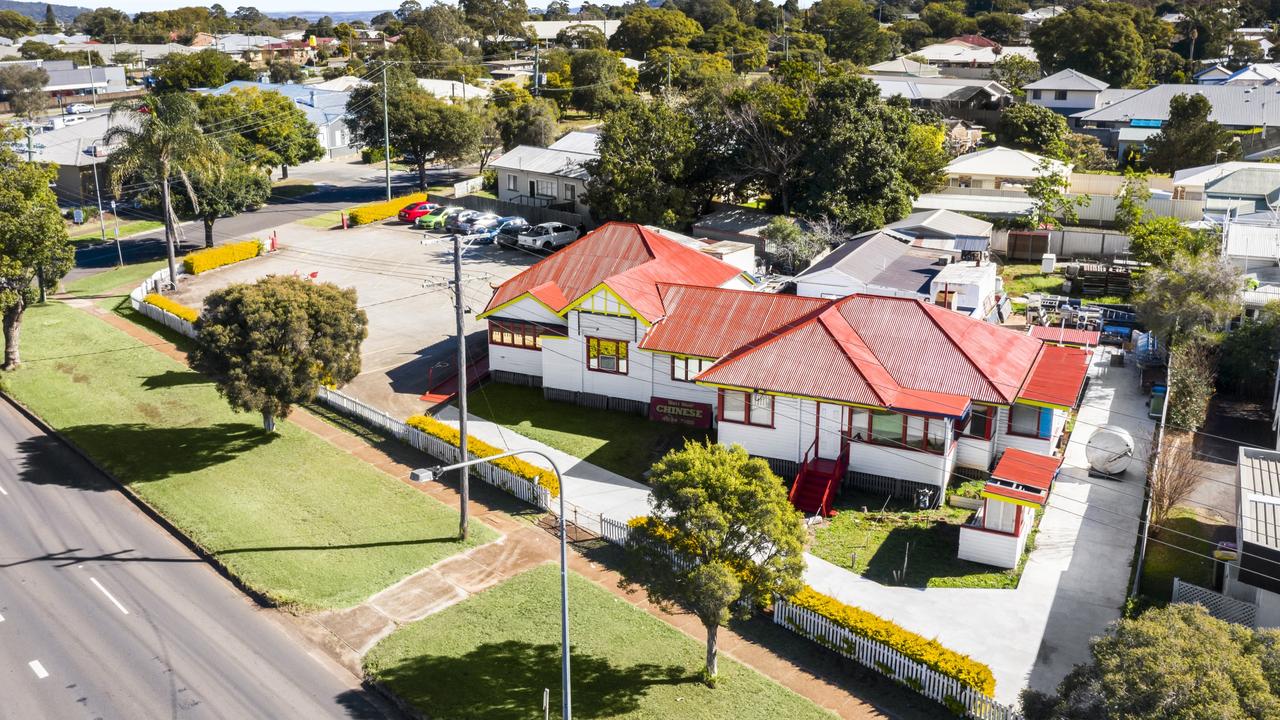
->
<box><xmin>992</xmin><ymin>448</ymin><xmax>1060</xmax><ymax>490</ymax></box>
<box><xmin>1019</xmin><ymin>344</ymin><xmax>1089</xmax><ymax>409</ymax></box>
<box><xmin>640</xmin><ymin>285</ymin><xmax>828</xmax><ymax>358</ymax></box>
<box><xmin>481</xmin><ymin>223</ymin><xmax>741</xmax><ymax>322</ymax></box>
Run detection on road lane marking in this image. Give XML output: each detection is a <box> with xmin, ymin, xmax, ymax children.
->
<box><xmin>89</xmin><ymin>577</ymin><xmax>129</xmax><ymax>615</ymax></box>
<box><xmin>0</xmin><ymin>611</ymin><xmax>5</xmax><ymax>622</ymax></box>
<box><xmin>28</xmin><ymin>661</ymin><xmax>47</xmax><ymax>679</ymax></box>
<box><xmin>0</xmin><ymin>484</ymin><xmax>7</xmax><ymax>495</ymax></box>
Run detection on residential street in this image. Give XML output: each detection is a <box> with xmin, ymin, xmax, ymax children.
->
<box><xmin>0</xmin><ymin>399</ymin><xmax>393</xmax><ymax>720</ymax></box>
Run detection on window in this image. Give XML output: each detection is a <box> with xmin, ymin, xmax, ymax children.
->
<box><xmin>870</xmin><ymin>410</ymin><xmax>905</xmax><ymax>445</ymax></box>
<box><xmin>854</xmin><ymin>409</ymin><xmax>948</xmax><ymax>454</ymax></box>
<box><xmin>536</xmin><ymin>179</ymin><xmax>556</xmax><ymax>198</ymax></box>
<box><xmin>719</xmin><ymin>389</ymin><xmax>773</xmax><ymax>427</ymax></box>
<box><xmin>506</xmin><ymin>173</ymin><xmax>517</xmax><ymax>191</ymax></box>
<box><xmin>1008</xmin><ymin>404</ymin><xmax>1052</xmax><ymax>439</ymax></box>
<box><xmin>671</xmin><ymin>356</ymin><xmax>712</xmax><ymax>382</ymax></box>
<box><xmin>963</xmin><ymin>404</ymin><xmax>996</xmax><ymax>440</ymax></box>
<box><xmin>489</xmin><ymin>320</ymin><xmax>561</xmax><ymax>350</ymax></box>
<box><xmin>1031</xmin><ymin>89</ymin><xmax>1042</xmax><ymax>100</ymax></box>
<box><xmin>1054</xmin><ymin>89</ymin><xmax>1068</xmax><ymax>101</ymax></box>
<box><xmin>564</xmin><ymin>184</ymin><xmax>576</xmax><ymax>202</ymax></box>
<box><xmin>587</xmin><ymin>337</ymin><xmax>628</xmax><ymax>374</ymax></box>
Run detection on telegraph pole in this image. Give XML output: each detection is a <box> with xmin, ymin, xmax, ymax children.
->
<box><xmin>381</xmin><ymin>62</ymin><xmax>391</xmax><ymax>201</ymax></box>
<box><xmin>533</xmin><ymin>44</ymin><xmax>541</xmax><ymax>96</ymax></box>
<box><xmin>453</xmin><ymin>232</ymin><xmax>470</xmax><ymax>540</ymax></box>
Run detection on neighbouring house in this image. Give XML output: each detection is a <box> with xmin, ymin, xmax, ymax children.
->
<box><xmin>867</xmin><ymin>57</ymin><xmax>940</xmax><ymax>78</ymax></box>
<box><xmin>1223</xmin><ymin>447</ymin><xmax>1280</xmax><ymax>626</ymax></box>
<box><xmin>883</xmin><ymin>208</ymin><xmax>994</xmax><ymax>255</ymax></box>
<box><xmin>1019</xmin><ymin>5</ymin><xmax>1063</xmax><ymax>25</ymax></box>
<box><xmin>958</xmin><ymin>447</ymin><xmax>1059</xmax><ymax>568</ymax></box>
<box><xmin>692</xmin><ymin>204</ymin><xmax>781</xmax><ymax>255</ymax></box>
<box><xmin>1194</xmin><ymin>64</ymin><xmax>1234</xmax><ymax>84</ymax></box>
<box><xmin>0</xmin><ymin>58</ymin><xmax>127</xmax><ymax>99</ymax></box>
<box><xmin>19</xmin><ymin>112</ymin><xmax>114</xmax><ymax>201</ymax></box>
<box><xmin>490</xmin><ymin>131</ymin><xmax>597</xmax><ymax>215</ymax></box>
<box><xmin>863</xmin><ymin>74</ymin><xmax>1011</xmax><ymax>120</ymax></box>
<box><xmin>1173</xmin><ymin>161</ymin><xmax>1280</xmax><ymax>210</ymax></box>
<box><xmin>901</xmin><ymin>39</ymin><xmax>1037</xmax><ymax>79</ymax></box>
<box><xmin>1074</xmin><ymin>84</ymin><xmax>1280</xmax><ymax>150</ymax></box>
<box><xmin>944</xmin><ymin>146</ymin><xmax>1072</xmax><ymax>191</ymax></box>
<box><xmin>523</xmin><ymin>19</ymin><xmax>620</xmax><ymax>41</ymax></box>
<box><xmin>1024</xmin><ymin>69</ymin><xmax>1110</xmax><ymax>116</ymax></box>
<box><xmin>484</xmin><ymin>58</ymin><xmax>535</xmax><ymax>84</ymax></box>
<box><xmin>417</xmin><ymin>78</ymin><xmax>491</xmax><ymax>102</ymax></box>
<box><xmin>199</xmin><ymin>81</ymin><xmax>355</xmax><ymax>158</ymax></box>
<box><xmin>480</xmin><ymin>222</ymin><xmax>1089</xmax><ymax>516</ymax></box>
<box><xmin>943</xmin><ymin>118</ymin><xmax>984</xmax><ymax>154</ymax></box>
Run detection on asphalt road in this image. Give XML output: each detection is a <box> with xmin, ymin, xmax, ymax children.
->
<box><xmin>0</xmin><ymin>400</ymin><xmax>394</xmax><ymax>720</ymax></box>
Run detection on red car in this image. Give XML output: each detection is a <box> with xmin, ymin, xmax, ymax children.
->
<box><xmin>397</xmin><ymin>201</ymin><xmax>439</xmax><ymax>223</ymax></box>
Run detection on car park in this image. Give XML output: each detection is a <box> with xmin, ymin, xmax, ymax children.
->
<box><xmin>446</xmin><ymin>209</ymin><xmax>483</xmax><ymax>233</ymax></box>
<box><xmin>468</xmin><ymin>215</ymin><xmax>523</xmax><ymax>244</ymax></box>
<box><xmin>397</xmin><ymin>201</ymin><xmax>439</xmax><ymax>223</ymax></box>
<box><xmin>64</xmin><ymin>103</ymin><xmax>93</xmax><ymax>115</ymax></box>
<box><xmin>516</xmin><ymin>222</ymin><xmax>580</xmax><ymax>251</ymax></box>
<box><xmin>416</xmin><ymin>205</ymin><xmax>464</xmax><ymax>230</ymax></box>
<box><xmin>458</xmin><ymin>212</ymin><xmax>501</xmax><ymax>234</ymax></box>
<box><xmin>495</xmin><ymin>217</ymin><xmax>530</xmax><ymax>247</ymax></box>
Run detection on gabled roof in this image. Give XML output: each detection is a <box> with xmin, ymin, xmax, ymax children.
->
<box><xmin>884</xmin><ymin>209</ymin><xmax>994</xmax><ymax>239</ymax></box>
<box><xmin>798</xmin><ymin>232</ymin><xmax>909</xmax><ymax>284</ymax></box>
<box><xmin>489</xmin><ymin>144</ymin><xmax>595</xmax><ymax>180</ymax></box>
<box><xmin>1024</xmin><ymin>68</ymin><xmax>1109</xmax><ymax>92</ymax></box>
<box><xmin>1019</xmin><ymin>344</ymin><xmax>1089</xmax><ymax>408</ymax></box>
<box><xmin>696</xmin><ymin>294</ymin><xmax>1050</xmax><ymax>409</ymax></box>
<box><xmin>480</xmin><ymin>222</ymin><xmax>742</xmax><ymax>323</ymax></box>
<box><xmin>944</xmin><ymin>146</ymin><xmax>1071</xmax><ymax>178</ymax></box>
<box><xmin>1073</xmin><ymin>84</ymin><xmax>1280</xmax><ymax>127</ymax></box>
<box><xmin>639</xmin><ymin>285</ymin><xmax>828</xmax><ymax>359</ymax></box>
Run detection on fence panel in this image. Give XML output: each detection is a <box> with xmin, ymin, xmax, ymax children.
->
<box><xmin>1172</xmin><ymin>577</ymin><xmax>1258</xmax><ymax>626</ymax></box>
<box><xmin>441</xmin><ymin>193</ymin><xmax>591</xmax><ymax>228</ymax></box>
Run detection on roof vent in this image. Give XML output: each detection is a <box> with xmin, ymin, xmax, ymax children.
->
<box><xmin>935</xmin><ymin>256</ymin><xmax>952</xmax><ymax>266</ymax></box>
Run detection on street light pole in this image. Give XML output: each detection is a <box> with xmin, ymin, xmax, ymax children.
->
<box><xmin>411</xmin><ymin>450</ymin><xmax>571</xmax><ymax>719</ymax></box>
<box><xmin>381</xmin><ymin>62</ymin><xmax>391</xmax><ymax>202</ymax></box>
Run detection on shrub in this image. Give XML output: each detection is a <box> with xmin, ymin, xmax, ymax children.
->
<box><xmin>406</xmin><ymin>414</ymin><xmax>560</xmax><ymax>497</ymax></box>
<box><xmin>182</xmin><ymin>239</ymin><xmax>263</xmax><ymax>275</ymax></box>
<box><xmin>953</xmin><ymin>478</ymin><xmax>986</xmax><ymax>499</ymax></box>
<box><xmin>347</xmin><ymin>192</ymin><xmax>428</xmax><ymax>227</ymax></box>
<box><xmin>143</xmin><ymin>293</ymin><xmax>199</xmax><ymax>323</ymax></box>
<box><xmin>788</xmin><ymin>586</ymin><xmax>996</xmax><ymax>695</ymax></box>
<box><xmin>360</xmin><ymin>145</ymin><xmax>396</xmax><ymax>164</ymax></box>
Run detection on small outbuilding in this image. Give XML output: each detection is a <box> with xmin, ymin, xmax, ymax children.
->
<box><xmin>958</xmin><ymin>448</ymin><xmax>1059</xmax><ymax>568</ymax></box>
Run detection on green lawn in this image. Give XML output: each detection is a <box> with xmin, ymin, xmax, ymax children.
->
<box><xmin>62</xmin><ymin>260</ymin><xmax>167</xmax><ymax>300</ymax></box>
<box><xmin>1001</xmin><ymin>263</ymin><xmax>1128</xmax><ymax>305</ymax></box>
<box><xmin>364</xmin><ymin>565</ymin><xmax>834</xmax><ymax>720</ymax></box>
<box><xmin>809</xmin><ymin>491</ymin><xmax>1035</xmax><ymax>589</ymax></box>
<box><xmin>468</xmin><ymin>383</ymin><xmax>707</xmax><ymax>482</ymax></box>
<box><xmin>297</xmin><ymin>209</ymin><xmax>343</xmax><ymax>229</ymax></box>
<box><xmin>67</xmin><ymin>218</ymin><xmax>163</xmax><ymax>242</ymax></box>
<box><xmin>270</xmin><ymin>181</ymin><xmax>318</xmax><ymax>200</ymax></box>
<box><xmin>1138</xmin><ymin>508</ymin><xmax>1225</xmax><ymax>602</ymax></box>
<box><xmin>4</xmin><ymin>302</ymin><xmax>494</xmax><ymax>608</ymax></box>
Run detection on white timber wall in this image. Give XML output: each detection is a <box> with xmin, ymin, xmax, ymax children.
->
<box><xmin>648</xmin><ymin>355</ymin><xmax>718</xmax><ymax>405</ymax></box>
<box><xmin>956</xmin><ymin>435</ymin><xmax>994</xmax><ymax>472</ymax></box>
<box><xmin>958</xmin><ymin>525</ymin><xmax>1022</xmax><ymax>568</ymax></box>
<box><xmin>717</xmin><ymin>395</ymin><xmax>806</xmax><ymax>463</ymax></box>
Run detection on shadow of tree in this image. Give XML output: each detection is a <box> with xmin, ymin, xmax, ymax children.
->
<box><xmin>14</xmin><ymin>431</ymin><xmax>117</xmax><ymax>492</ymax></box>
<box><xmin>18</xmin><ymin>422</ymin><xmax>275</xmax><ymax>488</ymax></box>
<box><xmin>141</xmin><ymin>370</ymin><xmax>206</xmax><ymax>390</ymax></box>
<box><xmin>863</xmin><ymin>523</ymin><xmax>1001</xmax><ymax>587</ymax></box>
<box><xmin>373</xmin><ymin>640</ymin><xmax>691</xmax><ymax>720</ymax></box>
<box><xmin>334</xmin><ymin>687</ymin><xmax>396</xmax><ymax>720</ymax></box>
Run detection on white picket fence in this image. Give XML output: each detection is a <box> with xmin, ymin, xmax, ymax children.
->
<box><xmin>1172</xmin><ymin>577</ymin><xmax>1258</xmax><ymax>626</ymax></box>
<box><xmin>129</xmin><ymin>268</ymin><xmax>198</xmax><ymax>338</ymax></box>
<box><xmin>773</xmin><ymin>599</ymin><xmax>1023</xmax><ymax>720</ymax></box>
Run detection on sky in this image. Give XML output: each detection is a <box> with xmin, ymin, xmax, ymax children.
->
<box><xmin>73</xmin><ymin>1</ymin><xmax>402</xmax><ymax>13</ymax></box>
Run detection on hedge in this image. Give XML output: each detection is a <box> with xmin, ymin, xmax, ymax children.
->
<box><xmin>143</xmin><ymin>293</ymin><xmax>199</xmax><ymax>323</ymax></box>
<box><xmin>182</xmin><ymin>239</ymin><xmax>263</xmax><ymax>275</ymax></box>
<box><xmin>787</xmin><ymin>586</ymin><xmax>996</xmax><ymax>696</ymax></box>
<box><xmin>347</xmin><ymin>192</ymin><xmax>428</xmax><ymax>227</ymax></box>
<box><xmin>406</xmin><ymin>414</ymin><xmax>560</xmax><ymax>498</ymax></box>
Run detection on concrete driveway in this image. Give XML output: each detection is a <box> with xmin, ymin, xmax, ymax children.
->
<box><xmin>168</xmin><ymin>219</ymin><xmax>536</xmax><ymax>418</ymax></box>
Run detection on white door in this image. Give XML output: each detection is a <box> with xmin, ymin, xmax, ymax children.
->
<box><xmin>816</xmin><ymin>403</ymin><xmax>846</xmax><ymax>460</ymax></box>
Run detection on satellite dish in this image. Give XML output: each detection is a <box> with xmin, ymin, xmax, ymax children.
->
<box><xmin>1086</xmin><ymin>425</ymin><xmax>1135</xmax><ymax>476</ymax></box>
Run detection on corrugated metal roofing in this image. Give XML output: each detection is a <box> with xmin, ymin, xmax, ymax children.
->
<box><xmin>639</xmin><ymin>285</ymin><xmax>827</xmax><ymax>358</ymax></box>
<box><xmin>489</xmin><ymin>144</ymin><xmax>595</xmax><ymax>180</ymax></box>
<box><xmin>1018</xmin><ymin>344</ymin><xmax>1089</xmax><ymax>408</ymax></box>
<box><xmin>1241</xmin><ymin>448</ymin><xmax>1280</xmax><ymax>550</ymax></box>
<box><xmin>944</xmin><ymin>146</ymin><xmax>1071</xmax><ymax>178</ymax></box>
<box><xmin>1024</xmin><ymin>69</ymin><xmax>1108</xmax><ymax>92</ymax></box>
<box><xmin>480</xmin><ymin>223</ymin><xmax>740</xmax><ymax>322</ymax></box>
<box><xmin>1075</xmin><ymin>84</ymin><xmax>1280</xmax><ymax>127</ymax></box>
<box><xmin>885</xmin><ymin>209</ymin><xmax>994</xmax><ymax>239</ymax></box>
<box><xmin>992</xmin><ymin>448</ymin><xmax>1060</xmax><ymax>489</ymax></box>
<box><xmin>1028</xmin><ymin>326</ymin><xmax>1101</xmax><ymax>346</ymax></box>
<box><xmin>797</xmin><ymin>232</ymin><xmax>909</xmax><ymax>283</ymax></box>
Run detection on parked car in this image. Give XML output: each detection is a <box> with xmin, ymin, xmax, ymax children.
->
<box><xmin>64</xmin><ymin>103</ymin><xmax>93</xmax><ymax>115</ymax></box>
<box><xmin>494</xmin><ymin>217</ymin><xmax>530</xmax><ymax>247</ymax></box>
<box><xmin>397</xmin><ymin>201</ymin><xmax>439</xmax><ymax>223</ymax></box>
<box><xmin>469</xmin><ymin>215</ymin><xmax>523</xmax><ymax>244</ymax></box>
<box><xmin>416</xmin><ymin>205</ymin><xmax>464</xmax><ymax>230</ymax></box>
<box><xmin>446</xmin><ymin>209</ymin><xmax>483</xmax><ymax>233</ymax></box>
<box><xmin>517</xmin><ymin>222</ymin><xmax>580</xmax><ymax>251</ymax></box>
<box><xmin>458</xmin><ymin>212</ymin><xmax>501</xmax><ymax>234</ymax></box>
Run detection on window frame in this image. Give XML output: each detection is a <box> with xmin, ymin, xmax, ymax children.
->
<box><xmin>586</xmin><ymin>336</ymin><xmax>628</xmax><ymax>375</ymax></box>
<box><xmin>1053</xmin><ymin>89</ymin><xmax>1068</xmax><ymax>101</ymax></box>
<box><xmin>535</xmin><ymin>179</ymin><xmax>556</xmax><ymax>198</ymax></box>
<box><xmin>962</xmin><ymin>403</ymin><xmax>997</xmax><ymax>441</ymax></box>
<box><xmin>671</xmin><ymin>355</ymin><xmax>712</xmax><ymax>383</ymax></box>
<box><xmin>488</xmin><ymin>319</ymin><xmax>561</xmax><ymax>350</ymax></box>
<box><xmin>506</xmin><ymin>173</ymin><xmax>518</xmax><ymax>191</ymax></box>
<box><xmin>1031</xmin><ymin>89</ymin><xmax>1042</xmax><ymax>100</ymax></box>
<box><xmin>717</xmin><ymin>389</ymin><xmax>774</xmax><ymax>428</ymax></box>
<box><xmin>1007</xmin><ymin>403</ymin><xmax>1052</xmax><ymax>439</ymax></box>
<box><xmin>855</xmin><ymin>408</ymin><xmax>948</xmax><ymax>455</ymax></box>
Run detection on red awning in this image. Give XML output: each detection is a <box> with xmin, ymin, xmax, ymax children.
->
<box><xmin>1019</xmin><ymin>344</ymin><xmax>1089</xmax><ymax>409</ymax></box>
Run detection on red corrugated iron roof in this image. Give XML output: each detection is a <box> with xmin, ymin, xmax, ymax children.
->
<box><xmin>480</xmin><ymin>223</ymin><xmax>741</xmax><ymax>322</ymax></box>
<box><xmin>1028</xmin><ymin>326</ymin><xmax>1101</xmax><ymax>347</ymax></box>
<box><xmin>1019</xmin><ymin>344</ymin><xmax>1089</xmax><ymax>409</ymax></box>
<box><xmin>992</xmin><ymin>448</ymin><xmax>1060</xmax><ymax>490</ymax></box>
<box><xmin>639</xmin><ymin>284</ymin><xmax>828</xmax><ymax>358</ymax></box>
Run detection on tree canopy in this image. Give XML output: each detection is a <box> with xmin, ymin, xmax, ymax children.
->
<box><xmin>152</xmin><ymin>49</ymin><xmax>256</xmax><ymax>92</ymax></box>
<box><xmin>608</xmin><ymin>7</ymin><xmax>703</xmax><ymax>59</ymax></box>
<box><xmin>1143</xmin><ymin>93</ymin><xmax>1240</xmax><ymax>173</ymax></box>
<box><xmin>1134</xmin><ymin>250</ymin><xmax>1242</xmax><ymax>341</ymax></box>
<box><xmin>997</xmin><ymin>103</ymin><xmax>1070</xmax><ymax>158</ymax></box>
<box><xmin>196</xmin><ymin>87</ymin><xmax>324</xmax><ymax>173</ymax></box>
<box><xmin>584</xmin><ymin>98</ymin><xmax>700</xmax><ymax>227</ymax></box>
<box><xmin>1030</xmin><ymin>1</ymin><xmax>1168</xmax><ymax>87</ymax></box>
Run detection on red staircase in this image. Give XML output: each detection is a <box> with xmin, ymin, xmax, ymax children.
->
<box><xmin>788</xmin><ymin>441</ymin><xmax>849</xmax><ymax>517</ymax></box>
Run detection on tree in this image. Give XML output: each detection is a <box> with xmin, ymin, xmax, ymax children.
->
<box><xmin>153</xmin><ymin>49</ymin><xmax>256</xmax><ymax>91</ymax></box>
<box><xmin>1127</xmin><ymin>217</ymin><xmax>1215</xmax><ymax>266</ymax></box>
<box><xmin>584</xmin><ymin>99</ymin><xmax>701</xmax><ymax>226</ymax></box>
<box><xmin>618</xmin><ymin>441</ymin><xmax>805</xmax><ymax>683</ymax></box>
<box><xmin>719</xmin><ymin>80</ymin><xmax>809</xmax><ymax>213</ymax></box>
<box><xmin>104</xmin><ymin>93</ymin><xmax>219</xmax><ymax>287</ymax></box>
<box><xmin>176</xmin><ymin>162</ymin><xmax>272</xmax><ymax>247</ymax></box>
<box><xmin>991</xmin><ymin>54</ymin><xmax>1040</xmax><ymax>98</ymax></box>
<box><xmin>41</xmin><ymin>4</ymin><xmax>57</xmax><ymax>34</ymax></box>
<box><xmin>498</xmin><ymin>98</ymin><xmax>559</xmax><ymax>148</ymax></box>
<box><xmin>997</xmin><ymin>103</ymin><xmax>1069</xmax><ymax>158</ymax></box>
<box><xmin>569</xmin><ymin>49</ymin><xmax>635</xmax><ymax>115</ymax></box>
<box><xmin>1023</xmin><ymin>604</ymin><xmax>1280</xmax><ymax>720</ymax></box>
<box><xmin>902</xmin><ymin>123</ymin><xmax>948</xmax><ymax>194</ymax></box>
<box><xmin>1167</xmin><ymin>332</ymin><xmax>1217</xmax><ymax>431</ymax></box>
<box><xmin>0</xmin><ymin>65</ymin><xmax>49</xmax><ymax>127</ymax></box>
<box><xmin>1065</xmin><ymin>133</ymin><xmax>1113</xmax><ymax>171</ymax></box>
<box><xmin>677</xmin><ymin>0</ymin><xmax>736</xmax><ymax>29</ymax></box>
<box><xmin>1134</xmin><ymin>251</ymin><xmax>1242</xmax><ymax>341</ymax></box>
<box><xmin>1025</xmin><ymin>160</ymin><xmax>1087</xmax><ymax>229</ymax></box>
<box><xmin>608</xmin><ymin>7</ymin><xmax>703</xmax><ymax>59</ymax></box>
<box><xmin>920</xmin><ymin>2</ymin><xmax>977</xmax><ymax>38</ymax></box>
<box><xmin>1143</xmin><ymin>94</ymin><xmax>1240</xmax><ymax>173</ymax></box>
<box><xmin>556</xmin><ymin>24</ymin><xmax>607</xmax><ymax>49</ymax></box>
<box><xmin>806</xmin><ymin>0</ymin><xmax>896</xmax><ymax>64</ymax></box>
<box><xmin>268</xmin><ymin>60</ymin><xmax>305</xmax><ymax>84</ymax></box>
<box><xmin>1220</xmin><ymin>302</ymin><xmax>1280</xmax><ymax>394</ymax></box>
<box><xmin>761</xmin><ymin>216</ymin><xmax>823</xmax><ymax>273</ymax></box>
<box><xmin>1112</xmin><ymin>168</ymin><xmax>1151</xmax><ymax>233</ymax></box>
<box><xmin>1030</xmin><ymin>3</ymin><xmax>1152</xmax><ymax>87</ymax></box>
<box><xmin>689</xmin><ymin>20</ymin><xmax>768</xmax><ymax>72</ymax></box>
<box><xmin>891</xmin><ymin>19</ymin><xmax>932</xmax><ymax>51</ymax></box>
<box><xmin>976</xmin><ymin>11</ymin><xmax>1023</xmax><ymax>44</ymax></box>
<box><xmin>459</xmin><ymin>0</ymin><xmax>528</xmax><ymax>39</ymax></box>
<box><xmin>191</xmin><ymin>276</ymin><xmax>368</xmax><ymax>432</ymax></box>
<box><xmin>0</xmin><ymin>136</ymin><xmax>73</xmax><ymax>368</ymax></box>
<box><xmin>1147</xmin><ymin>431</ymin><xmax>1199</xmax><ymax>529</ymax></box>
<box><xmin>196</xmin><ymin>87</ymin><xmax>324</xmax><ymax>176</ymax></box>
<box><xmin>0</xmin><ymin>10</ymin><xmax>36</xmax><ymax>39</ymax></box>
<box><xmin>638</xmin><ymin>47</ymin><xmax>734</xmax><ymax>94</ymax></box>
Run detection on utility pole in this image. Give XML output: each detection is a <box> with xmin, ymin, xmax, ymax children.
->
<box><xmin>90</xmin><ymin>153</ymin><xmax>108</xmax><ymax>248</ymax></box>
<box><xmin>111</xmin><ymin>199</ymin><xmax>123</xmax><ymax>268</ymax></box>
<box><xmin>453</xmin><ymin>232</ymin><xmax>470</xmax><ymax>540</ymax></box>
<box><xmin>381</xmin><ymin>62</ymin><xmax>391</xmax><ymax>202</ymax></box>
<box><xmin>533</xmin><ymin>44</ymin><xmax>541</xmax><ymax>96</ymax></box>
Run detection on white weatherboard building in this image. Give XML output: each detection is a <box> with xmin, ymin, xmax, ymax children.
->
<box><xmin>490</xmin><ymin>131</ymin><xmax>598</xmax><ymax>216</ymax></box>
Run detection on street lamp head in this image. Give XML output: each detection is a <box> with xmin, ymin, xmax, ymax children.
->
<box><xmin>410</xmin><ymin>467</ymin><xmax>441</xmax><ymax>483</ymax></box>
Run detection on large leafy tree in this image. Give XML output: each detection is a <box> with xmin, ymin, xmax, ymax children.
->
<box><xmin>618</xmin><ymin>441</ymin><xmax>805</xmax><ymax>683</ymax></box>
<box><xmin>689</xmin><ymin>20</ymin><xmax>768</xmax><ymax>71</ymax></box>
<box><xmin>805</xmin><ymin>0</ymin><xmax>896</xmax><ymax>64</ymax></box>
<box><xmin>196</xmin><ymin>87</ymin><xmax>324</xmax><ymax>176</ymax></box>
<box><xmin>1143</xmin><ymin>94</ymin><xmax>1240</xmax><ymax>173</ymax></box>
<box><xmin>991</xmin><ymin>54</ymin><xmax>1040</xmax><ymax>98</ymax></box>
<box><xmin>638</xmin><ymin>47</ymin><xmax>734</xmax><ymax>94</ymax></box>
<box><xmin>459</xmin><ymin>0</ymin><xmax>528</xmax><ymax>39</ymax></box>
<box><xmin>174</xmin><ymin>162</ymin><xmax>272</xmax><ymax>248</ymax></box>
<box><xmin>1030</xmin><ymin>2</ymin><xmax>1161</xmax><ymax>87</ymax></box>
<box><xmin>105</xmin><ymin>93</ymin><xmax>220</xmax><ymax>286</ymax></box>
<box><xmin>584</xmin><ymin>98</ymin><xmax>701</xmax><ymax>226</ymax></box>
<box><xmin>0</xmin><ymin>136</ymin><xmax>73</xmax><ymax>369</ymax></box>
<box><xmin>1023</xmin><ymin>604</ymin><xmax>1280</xmax><ymax>720</ymax></box>
<box><xmin>498</xmin><ymin>97</ymin><xmax>559</xmax><ymax>149</ymax></box>
<box><xmin>1127</xmin><ymin>216</ymin><xmax>1216</xmax><ymax>266</ymax></box>
<box><xmin>997</xmin><ymin>103</ymin><xmax>1070</xmax><ymax>158</ymax></box>
<box><xmin>152</xmin><ymin>48</ymin><xmax>256</xmax><ymax>91</ymax></box>
<box><xmin>718</xmin><ymin>80</ymin><xmax>810</xmax><ymax>213</ymax></box>
<box><xmin>1134</xmin><ymin>250</ymin><xmax>1242</xmax><ymax>341</ymax></box>
<box><xmin>191</xmin><ymin>276</ymin><xmax>368</xmax><ymax>432</ymax></box>
<box><xmin>0</xmin><ymin>10</ymin><xmax>36</xmax><ymax>39</ymax></box>
<box><xmin>0</xmin><ymin>66</ymin><xmax>49</xmax><ymax>129</ymax></box>
<box><xmin>608</xmin><ymin>7</ymin><xmax>703</xmax><ymax>59</ymax></box>
<box><xmin>569</xmin><ymin>49</ymin><xmax>636</xmax><ymax>116</ymax></box>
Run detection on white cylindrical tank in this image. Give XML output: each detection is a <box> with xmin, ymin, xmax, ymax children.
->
<box><xmin>1086</xmin><ymin>425</ymin><xmax>1135</xmax><ymax>475</ymax></box>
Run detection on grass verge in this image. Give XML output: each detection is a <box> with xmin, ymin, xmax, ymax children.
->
<box><xmin>270</xmin><ymin>181</ymin><xmax>318</xmax><ymax>200</ymax></box>
<box><xmin>364</xmin><ymin>564</ymin><xmax>835</xmax><ymax>720</ymax></box>
<box><xmin>467</xmin><ymin>383</ymin><xmax>707</xmax><ymax>482</ymax></box>
<box><xmin>1138</xmin><ymin>507</ymin><xmax>1226</xmax><ymax>602</ymax></box>
<box><xmin>67</xmin><ymin>218</ymin><xmax>163</xmax><ymax>242</ymax></box>
<box><xmin>62</xmin><ymin>260</ymin><xmax>167</xmax><ymax>301</ymax></box>
<box><xmin>297</xmin><ymin>209</ymin><xmax>343</xmax><ymax>229</ymax></box>
<box><xmin>4</xmin><ymin>302</ymin><xmax>494</xmax><ymax>608</ymax></box>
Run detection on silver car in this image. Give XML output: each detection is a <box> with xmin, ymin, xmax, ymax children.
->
<box><xmin>516</xmin><ymin>222</ymin><xmax>579</xmax><ymax>251</ymax></box>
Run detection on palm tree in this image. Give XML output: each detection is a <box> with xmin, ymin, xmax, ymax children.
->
<box><xmin>104</xmin><ymin>93</ymin><xmax>218</xmax><ymax>287</ymax></box>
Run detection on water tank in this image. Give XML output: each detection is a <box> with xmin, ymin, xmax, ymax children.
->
<box><xmin>1086</xmin><ymin>425</ymin><xmax>1135</xmax><ymax>475</ymax></box>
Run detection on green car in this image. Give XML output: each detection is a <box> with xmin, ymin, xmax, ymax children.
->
<box><xmin>416</xmin><ymin>205</ymin><xmax>464</xmax><ymax>230</ymax></box>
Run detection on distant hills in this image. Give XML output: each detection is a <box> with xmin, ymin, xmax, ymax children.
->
<box><xmin>264</xmin><ymin>11</ymin><xmax>393</xmax><ymax>22</ymax></box>
<box><xmin>0</xmin><ymin>0</ymin><xmax>90</xmax><ymax>24</ymax></box>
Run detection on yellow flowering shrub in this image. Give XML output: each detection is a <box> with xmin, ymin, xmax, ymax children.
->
<box><xmin>347</xmin><ymin>192</ymin><xmax>429</xmax><ymax>226</ymax></box>
<box><xmin>143</xmin><ymin>293</ymin><xmax>198</xmax><ymax>323</ymax></box>
<box><xmin>789</xmin><ymin>586</ymin><xmax>996</xmax><ymax>696</ymax></box>
<box><xmin>182</xmin><ymin>239</ymin><xmax>263</xmax><ymax>275</ymax></box>
<box><xmin>406</xmin><ymin>414</ymin><xmax>559</xmax><ymax>497</ymax></box>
